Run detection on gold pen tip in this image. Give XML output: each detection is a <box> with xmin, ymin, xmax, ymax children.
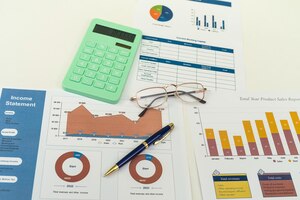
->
<box><xmin>169</xmin><ymin>123</ymin><xmax>174</xmax><ymax>129</ymax></box>
<box><xmin>104</xmin><ymin>164</ymin><xmax>119</xmax><ymax>177</ymax></box>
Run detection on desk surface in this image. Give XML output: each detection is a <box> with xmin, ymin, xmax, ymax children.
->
<box><xmin>1</xmin><ymin>0</ymin><xmax>300</xmax><ymax>199</ymax></box>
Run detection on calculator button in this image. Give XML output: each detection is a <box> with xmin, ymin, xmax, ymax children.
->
<box><xmin>87</xmin><ymin>63</ymin><xmax>100</xmax><ymax>71</ymax></box>
<box><xmin>94</xmin><ymin>50</ymin><xmax>105</xmax><ymax>57</ymax></box>
<box><xmin>116</xmin><ymin>56</ymin><xmax>127</xmax><ymax>64</ymax></box>
<box><xmin>102</xmin><ymin>59</ymin><xmax>113</xmax><ymax>67</ymax></box>
<box><xmin>111</xmin><ymin>69</ymin><xmax>123</xmax><ymax>78</ymax></box>
<box><xmin>97</xmin><ymin>44</ymin><xmax>107</xmax><ymax>50</ymax></box>
<box><xmin>108</xmin><ymin>77</ymin><xmax>120</xmax><ymax>85</ymax></box>
<box><xmin>91</xmin><ymin>56</ymin><xmax>102</xmax><ymax>64</ymax></box>
<box><xmin>94</xmin><ymin>81</ymin><xmax>105</xmax><ymax>89</ymax></box>
<box><xmin>108</xmin><ymin>47</ymin><xmax>119</xmax><ymax>54</ymax></box>
<box><xmin>119</xmin><ymin>50</ymin><xmax>130</xmax><ymax>57</ymax></box>
<box><xmin>105</xmin><ymin>53</ymin><xmax>116</xmax><ymax>61</ymax></box>
<box><xmin>86</xmin><ymin>41</ymin><xmax>97</xmax><ymax>47</ymax></box>
<box><xmin>84</xmin><ymin>70</ymin><xmax>96</xmax><ymax>78</ymax></box>
<box><xmin>77</xmin><ymin>60</ymin><xmax>88</xmax><ymax>68</ymax></box>
<box><xmin>80</xmin><ymin>53</ymin><xmax>91</xmax><ymax>61</ymax></box>
<box><xmin>69</xmin><ymin>74</ymin><xmax>82</xmax><ymax>82</ymax></box>
<box><xmin>73</xmin><ymin>67</ymin><xmax>85</xmax><ymax>75</ymax></box>
<box><xmin>83</xmin><ymin>47</ymin><xmax>94</xmax><ymax>54</ymax></box>
<box><xmin>81</xmin><ymin>77</ymin><xmax>93</xmax><ymax>86</ymax></box>
<box><xmin>114</xmin><ymin>63</ymin><xmax>125</xmax><ymax>71</ymax></box>
<box><xmin>96</xmin><ymin>73</ymin><xmax>108</xmax><ymax>82</ymax></box>
<box><xmin>105</xmin><ymin>84</ymin><xmax>117</xmax><ymax>92</ymax></box>
<box><xmin>99</xmin><ymin>67</ymin><xmax>111</xmax><ymax>74</ymax></box>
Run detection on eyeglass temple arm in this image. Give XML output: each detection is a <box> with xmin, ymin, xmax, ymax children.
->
<box><xmin>138</xmin><ymin>89</ymin><xmax>206</xmax><ymax>118</ymax></box>
<box><xmin>139</xmin><ymin>90</ymin><xmax>206</xmax><ymax>104</ymax></box>
<box><xmin>137</xmin><ymin>91</ymin><xmax>169</xmax><ymax>100</ymax></box>
<box><xmin>176</xmin><ymin>90</ymin><xmax>206</xmax><ymax>104</ymax></box>
<box><xmin>136</xmin><ymin>89</ymin><xmax>206</xmax><ymax>103</ymax></box>
<box><xmin>138</xmin><ymin>95</ymin><xmax>166</xmax><ymax>117</ymax></box>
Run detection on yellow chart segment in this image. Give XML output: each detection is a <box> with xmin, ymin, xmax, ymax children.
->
<box><xmin>233</xmin><ymin>136</ymin><xmax>244</xmax><ymax>147</ymax></box>
<box><xmin>280</xmin><ymin>120</ymin><xmax>291</xmax><ymax>131</ymax></box>
<box><xmin>266</xmin><ymin>112</ymin><xmax>279</xmax><ymax>133</ymax></box>
<box><xmin>205</xmin><ymin>128</ymin><xmax>216</xmax><ymax>139</ymax></box>
<box><xmin>290</xmin><ymin>112</ymin><xmax>300</xmax><ymax>134</ymax></box>
<box><xmin>219</xmin><ymin>130</ymin><xmax>231</xmax><ymax>149</ymax></box>
<box><xmin>255</xmin><ymin>120</ymin><xmax>267</xmax><ymax>138</ymax></box>
<box><xmin>242</xmin><ymin>121</ymin><xmax>256</xmax><ymax>143</ymax></box>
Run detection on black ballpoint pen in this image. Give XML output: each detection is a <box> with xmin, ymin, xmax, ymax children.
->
<box><xmin>104</xmin><ymin>123</ymin><xmax>174</xmax><ymax>176</ymax></box>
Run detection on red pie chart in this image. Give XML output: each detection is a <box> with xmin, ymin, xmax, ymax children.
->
<box><xmin>55</xmin><ymin>151</ymin><xmax>90</xmax><ymax>182</ymax></box>
<box><xmin>129</xmin><ymin>154</ymin><xmax>162</xmax><ymax>184</ymax></box>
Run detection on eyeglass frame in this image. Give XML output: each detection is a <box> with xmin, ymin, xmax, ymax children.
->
<box><xmin>130</xmin><ymin>82</ymin><xmax>207</xmax><ymax>117</ymax></box>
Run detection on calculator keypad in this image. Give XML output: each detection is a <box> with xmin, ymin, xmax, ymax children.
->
<box><xmin>69</xmin><ymin>41</ymin><xmax>130</xmax><ymax>94</ymax></box>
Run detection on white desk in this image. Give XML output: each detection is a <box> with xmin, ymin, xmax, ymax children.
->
<box><xmin>1</xmin><ymin>0</ymin><xmax>300</xmax><ymax>199</ymax></box>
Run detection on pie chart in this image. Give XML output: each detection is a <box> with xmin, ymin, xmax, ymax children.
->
<box><xmin>129</xmin><ymin>154</ymin><xmax>162</xmax><ymax>184</ymax></box>
<box><xmin>55</xmin><ymin>151</ymin><xmax>90</xmax><ymax>182</ymax></box>
<box><xmin>150</xmin><ymin>5</ymin><xmax>173</xmax><ymax>22</ymax></box>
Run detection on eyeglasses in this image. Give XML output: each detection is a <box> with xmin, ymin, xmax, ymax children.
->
<box><xmin>130</xmin><ymin>82</ymin><xmax>207</xmax><ymax>117</ymax></box>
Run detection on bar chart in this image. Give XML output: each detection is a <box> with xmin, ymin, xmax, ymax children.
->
<box><xmin>202</xmin><ymin>110</ymin><xmax>300</xmax><ymax>157</ymax></box>
<box><xmin>195</xmin><ymin>15</ymin><xmax>225</xmax><ymax>30</ymax></box>
<box><xmin>191</xmin><ymin>9</ymin><xmax>226</xmax><ymax>32</ymax></box>
<box><xmin>190</xmin><ymin>94</ymin><xmax>300</xmax><ymax>200</ymax></box>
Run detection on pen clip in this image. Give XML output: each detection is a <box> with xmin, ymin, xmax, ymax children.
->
<box><xmin>153</xmin><ymin>123</ymin><xmax>174</xmax><ymax>145</ymax></box>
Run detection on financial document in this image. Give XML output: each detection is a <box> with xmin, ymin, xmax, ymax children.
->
<box><xmin>132</xmin><ymin>0</ymin><xmax>244</xmax><ymax>92</ymax></box>
<box><xmin>0</xmin><ymin>88</ymin><xmax>192</xmax><ymax>200</ymax></box>
<box><xmin>185</xmin><ymin>92</ymin><xmax>300</xmax><ymax>199</ymax></box>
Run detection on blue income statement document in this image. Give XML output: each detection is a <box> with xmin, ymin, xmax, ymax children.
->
<box><xmin>0</xmin><ymin>88</ymin><xmax>192</xmax><ymax>200</ymax></box>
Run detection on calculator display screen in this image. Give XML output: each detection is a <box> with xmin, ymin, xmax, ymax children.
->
<box><xmin>93</xmin><ymin>24</ymin><xmax>136</xmax><ymax>42</ymax></box>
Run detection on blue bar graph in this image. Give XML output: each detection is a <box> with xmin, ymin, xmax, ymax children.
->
<box><xmin>222</xmin><ymin>20</ymin><xmax>225</xmax><ymax>29</ymax></box>
<box><xmin>194</xmin><ymin>14</ymin><xmax>225</xmax><ymax>31</ymax></box>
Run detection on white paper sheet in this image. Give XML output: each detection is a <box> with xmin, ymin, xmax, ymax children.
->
<box><xmin>0</xmin><ymin>88</ymin><xmax>192</xmax><ymax>200</ymax></box>
<box><xmin>186</xmin><ymin>92</ymin><xmax>300</xmax><ymax>199</ymax></box>
<box><xmin>128</xmin><ymin>0</ymin><xmax>244</xmax><ymax>94</ymax></box>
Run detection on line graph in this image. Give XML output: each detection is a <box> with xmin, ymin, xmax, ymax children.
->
<box><xmin>66</xmin><ymin>105</ymin><xmax>162</xmax><ymax>139</ymax></box>
<box><xmin>47</xmin><ymin>97</ymin><xmax>171</xmax><ymax>149</ymax></box>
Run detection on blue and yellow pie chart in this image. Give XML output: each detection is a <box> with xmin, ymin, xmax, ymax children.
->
<box><xmin>150</xmin><ymin>5</ymin><xmax>173</xmax><ymax>22</ymax></box>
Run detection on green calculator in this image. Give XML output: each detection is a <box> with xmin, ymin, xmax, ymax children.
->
<box><xmin>62</xmin><ymin>18</ymin><xmax>142</xmax><ymax>104</ymax></box>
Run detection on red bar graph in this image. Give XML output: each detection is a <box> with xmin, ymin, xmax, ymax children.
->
<box><xmin>280</xmin><ymin>120</ymin><xmax>298</xmax><ymax>155</ymax></box>
<box><xmin>266</xmin><ymin>112</ymin><xmax>285</xmax><ymax>155</ymax></box>
<box><xmin>255</xmin><ymin>120</ymin><xmax>272</xmax><ymax>155</ymax></box>
<box><xmin>233</xmin><ymin>136</ymin><xmax>246</xmax><ymax>156</ymax></box>
<box><xmin>205</xmin><ymin>129</ymin><xmax>219</xmax><ymax>156</ymax></box>
<box><xmin>290</xmin><ymin>112</ymin><xmax>300</xmax><ymax>142</ymax></box>
<box><xmin>243</xmin><ymin>121</ymin><xmax>259</xmax><ymax>156</ymax></box>
<box><xmin>204</xmin><ymin>111</ymin><xmax>300</xmax><ymax>157</ymax></box>
<box><xmin>219</xmin><ymin>130</ymin><xmax>232</xmax><ymax>156</ymax></box>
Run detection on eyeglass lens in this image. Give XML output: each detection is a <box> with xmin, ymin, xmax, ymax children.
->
<box><xmin>176</xmin><ymin>83</ymin><xmax>205</xmax><ymax>103</ymax></box>
<box><xmin>136</xmin><ymin>87</ymin><xmax>167</xmax><ymax>108</ymax></box>
<box><xmin>135</xmin><ymin>82</ymin><xmax>206</xmax><ymax>110</ymax></box>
